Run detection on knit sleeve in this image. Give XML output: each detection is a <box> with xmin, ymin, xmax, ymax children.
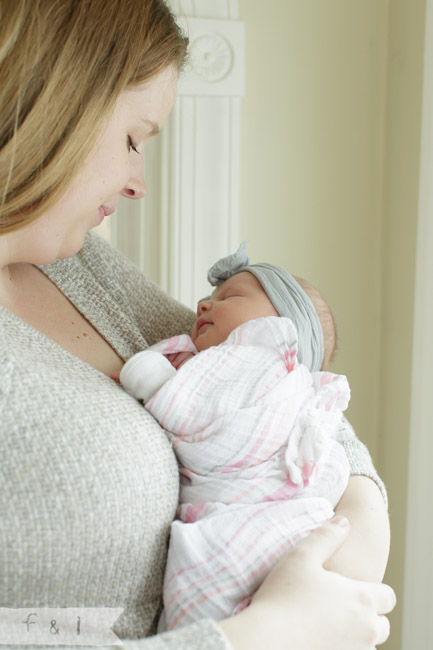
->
<box><xmin>336</xmin><ymin>417</ymin><xmax>388</xmax><ymax>508</ymax></box>
<box><xmin>0</xmin><ymin>621</ymin><xmax>232</xmax><ymax>650</ymax></box>
<box><xmin>123</xmin><ymin>620</ymin><xmax>232</xmax><ymax>650</ymax></box>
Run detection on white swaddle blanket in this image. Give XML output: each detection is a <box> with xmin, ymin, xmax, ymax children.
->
<box><xmin>120</xmin><ymin>317</ymin><xmax>351</xmax><ymax>630</ymax></box>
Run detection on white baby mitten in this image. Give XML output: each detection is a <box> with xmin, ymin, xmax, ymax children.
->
<box><xmin>120</xmin><ymin>350</ymin><xmax>176</xmax><ymax>403</ymax></box>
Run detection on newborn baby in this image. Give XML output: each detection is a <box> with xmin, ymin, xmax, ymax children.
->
<box><xmin>120</xmin><ymin>243</ymin><xmax>350</xmax><ymax>630</ymax></box>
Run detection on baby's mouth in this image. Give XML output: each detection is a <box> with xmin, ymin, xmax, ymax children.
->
<box><xmin>196</xmin><ymin>318</ymin><xmax>211</xmax><ymax>334</ymax></box>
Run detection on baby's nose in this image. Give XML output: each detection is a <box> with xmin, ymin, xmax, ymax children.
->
<box><xmin>197</xmin><ymin>300</ymin><xmax>211</xmax><ymax>316</ymax></box>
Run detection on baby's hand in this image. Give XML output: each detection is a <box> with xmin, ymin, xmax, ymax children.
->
<box><xmin>109</xmin><ymin>371</ymin><xmax>121</xmax><ymax>383</ymax></box>
<box><xmin>166</xmin><ymin>351</ymin><xmax>195</xmax><ymax>370</ymax></box>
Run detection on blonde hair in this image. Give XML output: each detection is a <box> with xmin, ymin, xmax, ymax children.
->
<box><xmin>294</xmin><ymin>275</ymin><xmax>338</xmax><ymax>370</ymax></box>
<box><xmin>0</xmin><ymin>0</ymin><xmax>188</xmax><ymax>234</ymax></box>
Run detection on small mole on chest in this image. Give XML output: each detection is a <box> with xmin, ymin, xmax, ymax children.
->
<box><xmin>70</xmin><ymin>321</ymin><xmax>92</xmax><ymax>342</ymax></box>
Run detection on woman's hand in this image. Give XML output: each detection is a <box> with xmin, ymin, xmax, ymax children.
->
<box><xmin>219</xmin><ymin>516</ymin><xmax>396</xmax><ymax>650</ymax></box>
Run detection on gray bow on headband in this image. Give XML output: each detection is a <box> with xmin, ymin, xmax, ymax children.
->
<box><xmin>207</xmin><ymin>242</ymin><xmax>325</xmax><ymax>372</ymax></box>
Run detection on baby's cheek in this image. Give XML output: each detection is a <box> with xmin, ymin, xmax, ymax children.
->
<box><xmin>194</xmin><ymin>335</ymin><xmax>212</xmax><ymax>352</ymax></box>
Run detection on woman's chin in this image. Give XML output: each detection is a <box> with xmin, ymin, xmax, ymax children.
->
<box><xmin>57</xmin><ymin>240</ymin><xmax>87</xmax><ymax>260</ymax></box>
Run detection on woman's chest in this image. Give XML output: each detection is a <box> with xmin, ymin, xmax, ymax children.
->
<box><xmin>1</xmin><ymin>344</ymin><xmax>180</xmax><ymax>612</ymax></box>
<box><xmin>4</xmin><ymin>262</ymin><xmax>124</xmax><ymax>375</ymax></box>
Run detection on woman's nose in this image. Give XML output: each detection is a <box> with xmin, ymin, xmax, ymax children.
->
<box><xmin>121</xmin><ymin>154</ymin><xmax>147</xmax><ymax>200</ymax></box>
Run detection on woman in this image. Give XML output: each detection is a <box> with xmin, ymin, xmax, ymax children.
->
<box><xmin>0</xmin><ymin>1</ymin><xmax>395</xmax><ymax>648</ymax></box>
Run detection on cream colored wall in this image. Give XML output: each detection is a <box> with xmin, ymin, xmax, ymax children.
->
<box><xmin>238</xmin><ymin>2</ymin><xmax>424</xmax><ymax>649</ymax></box>
<box><xmin>238</xmin><ymin>0</ymin><xmax>388</xmax><ymax>455</ymax></box>
<box><xmin>380</xmin><ymin>0</ymin><xmax>425</xmax><ymax>648</ymax></box>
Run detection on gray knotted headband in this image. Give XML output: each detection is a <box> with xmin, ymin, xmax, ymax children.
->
<box><xmin>207</xmin><ymin>242</ymin><xmax>324</xmax><ymax>371</ymax></box>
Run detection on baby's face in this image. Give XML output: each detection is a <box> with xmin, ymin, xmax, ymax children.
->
<box><xmin>191</xmin><ymin>272</ymin><xmax>278</xmax><ymax>351</ymax></box>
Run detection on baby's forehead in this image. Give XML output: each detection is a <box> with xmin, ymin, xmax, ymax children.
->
<box><xmin>197</xmin><ymin>271</ymin><xmax>267</xmax><ymax>307</ymax></box>
<box><xmin>214</xmin><ymin>271</ymin><xmax>263</xmax><ymax>295</ymax></box>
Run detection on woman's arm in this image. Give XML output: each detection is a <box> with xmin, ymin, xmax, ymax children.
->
<box><xmin>219</xmin><ymin>517</ymin><xmax>395</xmax><ymax>650</ymax></box>
<box><xmin>336</xmin><ymin>417</ymin><xmax>388</xmax><ymax>506</ymax></box>
<box><xmin>330</xmin><ymin>417</ymin><xmax>390</xmax><ymax>581</ymax></box>
<box><xmin>119</xmin><ymin>521</ymin><xmax>395</xmax><ymax>650</ymax></box>
<box><xmin>326</xmin><ymin>476</ymin><xmax>390</xmax><ymax>581</ymax></box>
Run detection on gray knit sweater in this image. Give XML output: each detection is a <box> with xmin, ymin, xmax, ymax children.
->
<box><xmin>0</xmin><ymin>233</ymin><xmax>385</xmax><ymax>649</ymax></box>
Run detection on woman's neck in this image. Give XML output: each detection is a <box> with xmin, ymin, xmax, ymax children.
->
<box><xmin>0</xmin><ymin>262</ymin><xmax>35</xmax><ymax>312</ymax></box>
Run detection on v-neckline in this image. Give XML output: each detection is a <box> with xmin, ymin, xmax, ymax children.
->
<box><xmin>0</xmin><ymin>260</ymin><xmax>125</xmax><ymax>377</ymax></box>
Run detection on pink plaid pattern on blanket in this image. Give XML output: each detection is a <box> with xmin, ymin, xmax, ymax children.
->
<box><xmin>146</xmin><ymin>317</ymin><xmax>350</xmax><ymax>629</ymax></box>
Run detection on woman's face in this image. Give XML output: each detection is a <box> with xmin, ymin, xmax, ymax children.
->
<box><xmin>8</xmin><ymin>65</ymin><xmax>178</xmax><ymax>265</ymax></box>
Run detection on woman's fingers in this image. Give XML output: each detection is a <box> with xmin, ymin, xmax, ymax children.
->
<box><xmin>253</xmin><ymin>516</ymin><xmax>351</xmax><ymax>600</ymax></box>
<box><xmin>376</xmin><ymin>615</ymin><xmax>391</xmax><ymax>646</ymax></box>
<box><xmin>356</xmin><ymin>581</ymin><xmax>396</xmax><ymax>616</ymax></box>
<box><xmin>354</xmin><ymin>583</ymin><xmax>395</xmax><ymax>646</ymax></box>
<box><xmin>374</xmin><ymin>582</ymin><xmax>397</xmax><ymax>615</ymax></box>
<box><xmin>240</xmin><ymin>516</ymin><xmax>396</xmax><ymax>650</ymax></box>
<box><xmin>289</xmin><ymin>515</ymin><xmax>351</xmax><ymax>565</ymax></box>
